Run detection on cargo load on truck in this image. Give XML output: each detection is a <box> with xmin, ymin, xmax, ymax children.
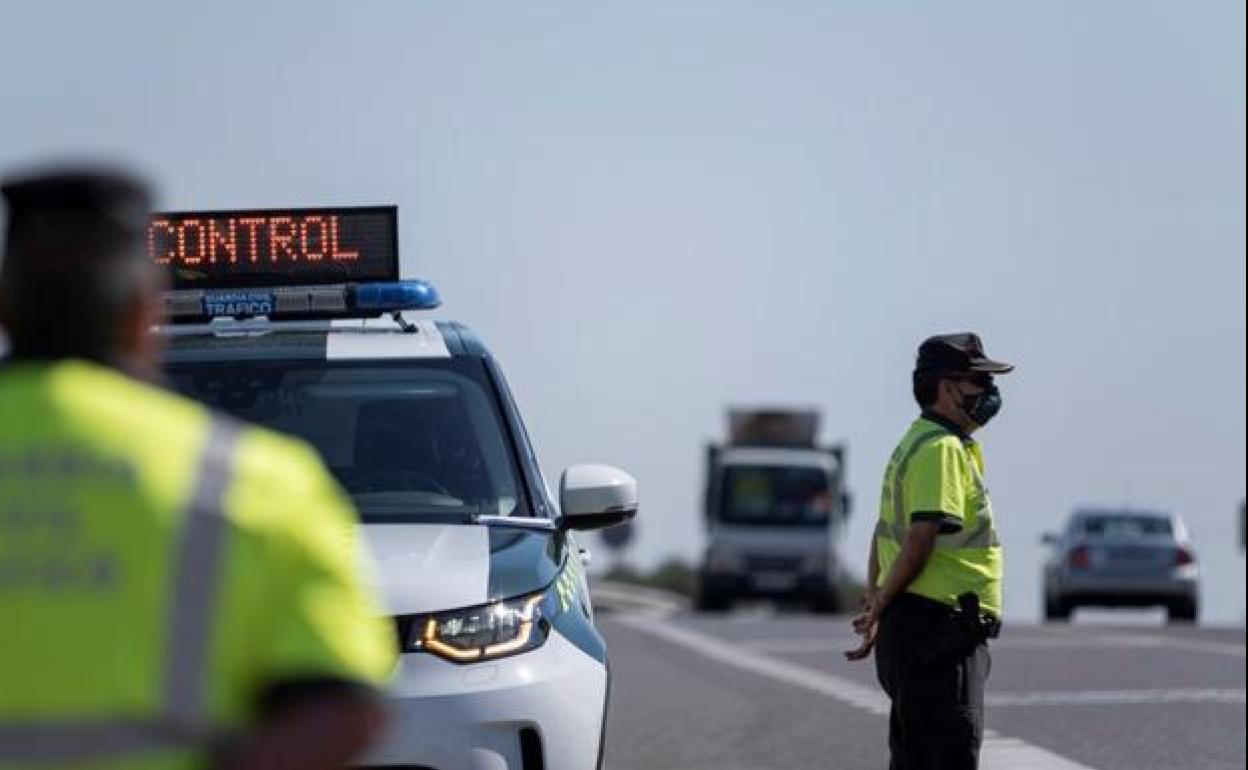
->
<box><xmin>728</xmin><ymin>408</ymin><xmax>819</xmax><ymax>447</ymax></box>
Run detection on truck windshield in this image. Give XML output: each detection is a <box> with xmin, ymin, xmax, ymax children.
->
<box><xmin>166</xmin><ymin>359</ymin><xmax>528</xmax><ymax>523</ymax></box>
<box><xmin>720</xmin><ymin>465</ymin><xmax>831</xmax><ymax>525</ymax></box>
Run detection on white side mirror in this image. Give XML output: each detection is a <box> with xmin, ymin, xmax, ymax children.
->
<box><xmin>559</xmin><ymin>464</ymin><xmax>638</xmax><ymax>532</ymax></box>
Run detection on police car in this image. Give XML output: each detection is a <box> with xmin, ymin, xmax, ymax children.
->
<box><xmin>152</xmin><ymin>206</ymin><xmax>635</xmax><ymax>770</ymax></box>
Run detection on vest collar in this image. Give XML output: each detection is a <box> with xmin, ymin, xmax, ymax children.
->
<box><xmin>919</xmin><ymin>411</ymin><xmax>974</xmax><ymax>444</ymax></box>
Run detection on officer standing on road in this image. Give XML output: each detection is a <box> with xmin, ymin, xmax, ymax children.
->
<box><xmin>845</xmin><ymin>333</ymin><xmax>1013</xmax><ymax>770</ymax></box>
<box><xmin>0</xmin><ymin>168</ymin><xmax>394</xmax><ymax>770</ymax></box>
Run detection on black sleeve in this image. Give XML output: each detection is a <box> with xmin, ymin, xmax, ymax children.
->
<box><xmin>207</xmin><ymin>677</ymin><xmax>384</xmax><ymax>769</ymax></box>
<box><xmin>255</xmin><ymin>676</ymin><xmax>382</xmax><ymax>719</ymax></box>
<box><xmin>911</xmin><ymin>510</ymin><xmax>963</xmax><ymax>535</ymax></box>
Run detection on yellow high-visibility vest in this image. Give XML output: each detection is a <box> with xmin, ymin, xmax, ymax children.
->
<box><xmin>0</xmin><ymin>360</ymin><xmax>394</xmax><ymax>769</ymax></box>
<box><xmin>874</xmin><ymin>417</ymin><xmax>1004</xmax><ymax>617</ymax></box>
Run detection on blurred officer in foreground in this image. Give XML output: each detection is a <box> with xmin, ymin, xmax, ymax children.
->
<box><xmin>845</xmin><ymin>333</ymin><xmax>1013</xmax><ymax>770</ymax></box>
<box><xmin>0</xmin><ymin>168</ymin><xmax>394</xmax><ymax>770</ymax></box>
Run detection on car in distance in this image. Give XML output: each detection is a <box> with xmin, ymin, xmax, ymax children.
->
<box><xmin>1042</xmin><ymin>509</ymin><xmax>1199</xmax><ymax>623</ymax></box>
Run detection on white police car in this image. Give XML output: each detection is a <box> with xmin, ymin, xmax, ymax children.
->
<box><xmin>153</xmin><ymin>206</ymin><xmax>635</xmax><ymax>770</ymax></box>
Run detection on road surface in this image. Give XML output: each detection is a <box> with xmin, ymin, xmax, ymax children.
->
<box><xmin>599</xmin><ymin>611</ymin><xmax>1245</xmax><ymax>770</ymax></box>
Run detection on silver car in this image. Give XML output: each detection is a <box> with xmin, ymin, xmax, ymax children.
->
<box><xmin>1042</xmin><ymin>510</ymin><xmax>1200</xmax><ymax>623</ymax></box>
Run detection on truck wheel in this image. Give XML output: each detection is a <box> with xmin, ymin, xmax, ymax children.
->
<box><xmin>693</xmin><ymin>591</ymin><xmax>728</xmax><ymax>616</ymax></box>
<box><xmin>696</xmin><ymin>583</ymin><xmax>731</xmax><ymax>612</ymax></box>
<box><xmin>1044</xmin><ymin>594</ymin><xmax>1071</xmax><ymax>622</ymax></box>
<box><xmin>809</xmin><ymin>592</ymin><xmax>841</xmax><ymax>615</ymax></box>
<box><xmin>1167</xmin><ymin>599</ymin><xmax>1198</xmax><ymax>624</ymax></box>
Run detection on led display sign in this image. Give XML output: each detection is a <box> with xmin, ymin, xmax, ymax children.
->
<box><xmin>148</xmin><ymin>206</ymin><xmax>398</xmax><ymax>290</ymax></box>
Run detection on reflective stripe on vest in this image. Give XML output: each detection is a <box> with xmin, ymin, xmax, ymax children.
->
<box><xmin>875</xmin><ymin>429</ymin><xmax>999</xmax><ymax>550</ymax></box>
<box><xmin>936</xmin><ymin>458</ymin><xmax>999</xmax><ymax>549</ymax></box>
<box><xmin>882</xmin><ymin>429</ymin><xmax>947</xmax><ymax>543</ymax></box>
<box><xmin>0</xmin><ymin>416</ymin><xmax>241</xmax><ymax>763</ymax></box>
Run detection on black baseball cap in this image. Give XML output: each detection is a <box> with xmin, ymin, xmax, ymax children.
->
<box><xmin>0</xmin><ymin>167</ymin><xmax>157</xmax><ymax>359</ymax></box>
<box><xmin>916</xmin><ymin>332</ymin><xmax>1014</xmax><ymax>375</ymax></box>
<box><xmin>2</xmin><ymin>167</ymin><xmax>152</xmax><ymax>260</ymax></box>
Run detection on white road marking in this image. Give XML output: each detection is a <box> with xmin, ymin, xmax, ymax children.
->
<box><xmin>615</xmin><ymin>615</ymin><xmax>1101</xmax><ymax>770</ymax></box>
<box><xmin>739</xmin><ymin>638</ymin><xmax>867</xmax><ymax>654</ymax></box>
<box><xmin>616</xmin><ymin>616</ymin><xmax>892</xmax><ymax>714</ymax></box>
<box><xmin>1095</xmin><ymin>633</ymin><xmax>1247</xmax><ymax>658</ymax></box>
<box><xmin>738</xmin><ymin>633</ymin><xmax>1247</xmax><ymax>658</ymax></box>
<box><xmin>988</xmin><ymin>688</ymin><xmax>1246</xmax><ymax>707</ymax></box>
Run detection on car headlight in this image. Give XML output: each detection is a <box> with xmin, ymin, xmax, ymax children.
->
<box><xmin>405</xmin><ymin>591</ymin><xmax>551</xmax><ymax>663</ymax></box>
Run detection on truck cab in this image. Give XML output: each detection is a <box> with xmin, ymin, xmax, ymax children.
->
<box><xmin>698</xmin><ymin>409</ymin><xmax>850</xmax><ymax>613</ymax></box>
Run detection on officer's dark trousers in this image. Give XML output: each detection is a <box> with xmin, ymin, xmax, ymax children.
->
<box><xmin>874</xmin><ymin>593</ymin><xmax>990</xmax><ymax>770</ymax></box>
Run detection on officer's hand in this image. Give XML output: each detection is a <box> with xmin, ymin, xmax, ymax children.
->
<box><xmin>843</xmin><ymin>615</ymin><xmax>878</xmax><ymax>662</ymax></box>
<box><xmin>851</xmin><ymin>600</ymin><xmax>880</xmax><ymax>635</ymax></box>
<box><xmin>845</xmin><ymin>597</ymin><xmax>882</xmax><ymax>662</ymax></box>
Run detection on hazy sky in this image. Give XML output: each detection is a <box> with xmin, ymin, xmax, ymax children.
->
<box><xmin>2</xmin><ymin>1</ymin><xmax>1244</xmax><ymax>622</ymax></box>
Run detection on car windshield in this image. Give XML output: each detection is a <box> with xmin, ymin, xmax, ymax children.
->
<box><xmin>1079</xmin><ymin>514</ymin><xmax>1172</xmax><ymax>538</ymax></box>
<box><xmin>720</xmin><ymin>465</ymin><xmax>831</xmax><ymax>525</ymax></box>
<box><xmin>166</xmin><ymin>359</ymin><xmax>527</xmax><ymax>523</ymax></box>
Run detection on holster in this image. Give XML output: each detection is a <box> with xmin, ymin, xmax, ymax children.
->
<box><xmin>921</xmin><ymin>594</ymin><xmax>999</xmax><ymax>665</ymax></box>
<box><xmin>955</xmin><ymin>592</ymin><xmax>1002</xmax><ymax>641</ymax></box>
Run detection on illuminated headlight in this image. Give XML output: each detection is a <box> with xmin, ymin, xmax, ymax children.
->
<box><xmin>406</xmin><ymin>591</ymin><xmax>550</xmax><ymax>663</ymax></box>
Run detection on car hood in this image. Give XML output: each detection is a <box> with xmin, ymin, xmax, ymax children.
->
<box><xmin>361</xmin><ymin>523</ymin><xmax>563</xmax><ymax>615</ymax></box>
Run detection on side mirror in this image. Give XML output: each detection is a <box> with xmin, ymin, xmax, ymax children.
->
<box><xmin>559</xmin><ymin>464</ymin><xmax>638</xmax><ymax>532</ymax></box>
<box><xmin>1041</xmin><ymin>532</ymin><xmax>1059</xmax><ymax>546</ymax></box>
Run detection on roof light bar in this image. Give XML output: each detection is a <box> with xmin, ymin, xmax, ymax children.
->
<box><xmin>162</xmin><ymin>279</ymin><xmax>441</xmax><ymax>323</ymax></box>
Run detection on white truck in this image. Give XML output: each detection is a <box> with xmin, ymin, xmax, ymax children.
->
<box><xmin>697</xmin><ymin>408</ymin><xmax>850</xmax><ymax>613</ymax></box>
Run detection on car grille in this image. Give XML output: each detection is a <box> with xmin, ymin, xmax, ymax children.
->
<box><xmin>743</xmin><ymin>554</ymin><xmax>803</xmax><ymax>572</ymax></box>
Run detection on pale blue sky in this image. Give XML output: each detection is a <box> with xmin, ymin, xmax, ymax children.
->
<box><xmin>2</xmin><ymin>1</ymin><xmax>1244</xmax><ymax>622</ymax></box>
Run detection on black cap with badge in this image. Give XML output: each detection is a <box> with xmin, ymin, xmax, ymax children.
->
<box><xmin>916</xmin><ymin>332</ymin><xmax>1015</xmax><ymax>376</ymax></box>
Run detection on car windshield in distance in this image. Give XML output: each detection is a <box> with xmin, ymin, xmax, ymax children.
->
<box><xmin>166</xmin><ymin>359</ymin><xmax>527</xmax><ymax>523</ymax></box>
<box><xmin>1080</xmin><ymin>514</ymin><xmax>1173</xmax><ymax>539</ymax></box>
<box><xmin>720</xmin><ymin>465</ymin><xmax>832</xmax><ymax>525</ymax></box>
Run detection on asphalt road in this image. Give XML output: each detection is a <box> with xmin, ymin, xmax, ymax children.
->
<box><xmin>599</xmin><ymin>611</ymin><xmax>1246</xmax><ymax>770</ymax></box>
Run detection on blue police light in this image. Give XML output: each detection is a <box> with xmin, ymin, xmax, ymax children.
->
<box><xmin>351</xmin><ymin>280</ymin><xmax>442</xmax><ymax>313</ymax></box>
